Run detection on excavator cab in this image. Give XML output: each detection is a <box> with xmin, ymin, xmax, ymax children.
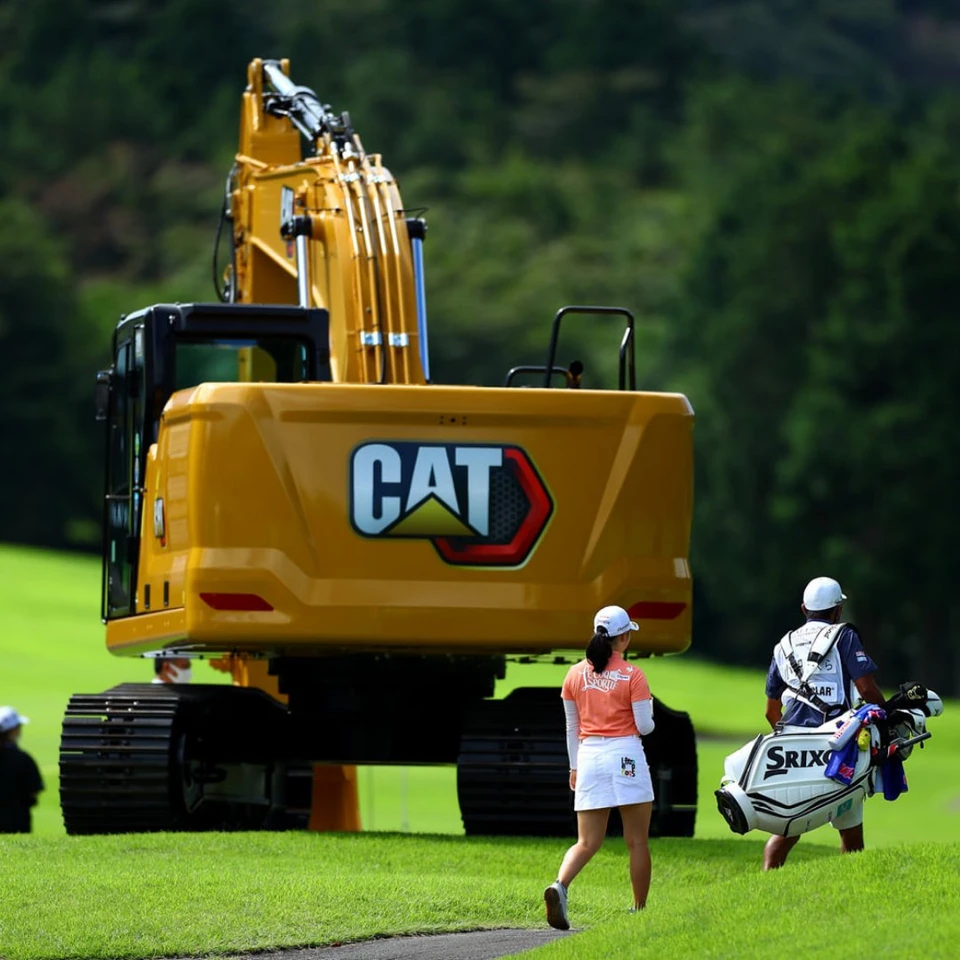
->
<box><xmin>60</xmin><ymin>59</ymin><xmax>698</xmax><ymax>840</ymax></box>
<box><xmin>97</xmin><ymin>303</ymin><xmax>328</xmax><ymax>619</ymax></box>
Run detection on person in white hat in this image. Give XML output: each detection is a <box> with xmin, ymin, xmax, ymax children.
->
<box><xmin>543</xmin><ymin>605</ymin><xmax>656</xmax><ymax>930</ymax></box>
<box><xmin>761</xmin><ymin>577</ymin><xmax>885</xmax><ymax>869</ymax></box>
<box><xmin>0</xmin><ymin>706</ymin><xmax>44</xmax><ymax>833</ymax></box>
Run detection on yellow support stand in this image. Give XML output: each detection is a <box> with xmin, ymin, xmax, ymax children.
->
<box><xmin>308</xmin><ymin>765</ymin><xmax>362</xmax><ymax>832</ymax></box>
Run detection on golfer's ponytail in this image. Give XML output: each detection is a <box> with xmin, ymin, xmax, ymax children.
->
<box><xmin>586</xmin><ymin>627</ymin><xmax>613</xmax><ymax>673</ymax></box>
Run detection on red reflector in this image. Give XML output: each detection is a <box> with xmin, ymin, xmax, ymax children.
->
<box><xmin>200</xmin><ymin>592</ymin><xmax>274</xmax><ymax>612</ymax></box>
<box><xmin>627</xmin><ymin>602</ymin><xmax>686</xmax><ymax>621</ymax></box>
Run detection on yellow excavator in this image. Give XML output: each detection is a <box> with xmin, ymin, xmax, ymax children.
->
<box><xmin>60</xmin><ymin>59</ymin><xmax>697</xmax><ymax>837</ymax></box>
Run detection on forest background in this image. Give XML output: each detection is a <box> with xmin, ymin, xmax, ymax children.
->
<box><xmin>2</xmin><ymin>0</ymin><xmax>959</xmax><ymax>691</ymax></box>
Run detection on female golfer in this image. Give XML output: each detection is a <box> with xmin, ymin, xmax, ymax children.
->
<box><xmin>543</xmin><ymin>605</ymin><xmax>655</xmax><ymax>930</ymax></box>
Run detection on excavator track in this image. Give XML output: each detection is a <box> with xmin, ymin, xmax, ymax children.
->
<box><xmin>60</xmin><ymin>683</ymin><xmax>291</xmax><ymax>835</ymax></box>
<box><xmin>457</xmin><ymin>687</ymin><xmax>697</xmax><ymax>838</ymax></box>
<box><xmin>60</xmin><ymin>684</ymin><xmax>184</xmax><ymax>834</ymax></box>
<box><xmin>458</xmin><ymin>688</ymin><xmax>572</xmax><ymax>837</ymax></box>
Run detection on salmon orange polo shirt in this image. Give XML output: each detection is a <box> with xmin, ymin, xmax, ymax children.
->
<box><xmin>561</xmin><ymin>651</ymin><xmax>652</xmax><ymax>738</ymax></box>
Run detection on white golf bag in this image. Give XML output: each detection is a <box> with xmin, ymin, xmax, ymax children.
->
<box><xmin>715</xmin><ymin>682</ymin><xmax>943</xmax><ymax>838</ymax></box>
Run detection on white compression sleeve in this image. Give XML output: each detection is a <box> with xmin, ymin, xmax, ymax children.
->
<box><xmin>633</xmin><ymin>699</ymin><xmax>655</xmax><ymax>736</ymax></box>
<box><xmin>563</xmin><ymin>700</ymin><xmax>580</xmax><ymax>770</ymax></box>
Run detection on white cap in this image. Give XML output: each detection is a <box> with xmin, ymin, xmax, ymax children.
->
<box><xmin>802</xmin><ymin>577</ymin><xmax>847</xmax><ymax>612</ymax></box>
<box><xmin>0</xmin><ymin>706</ymin><xmax>29</xmax><ymax>733</ymax></box>
<box><xmin>593</xmin><ymin>605</ymin><xmax>639</xmax><ymax>637</ymax></box>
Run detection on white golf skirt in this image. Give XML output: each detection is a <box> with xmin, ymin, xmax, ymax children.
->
<box><xmin>574</xmin><ymin>735</ymin><xmax>654</xmax><ymax>811</ymax></box>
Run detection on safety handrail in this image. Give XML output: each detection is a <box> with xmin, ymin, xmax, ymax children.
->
<box><xmin>543</xmin><ymin>305</ymin><xmax>636</xmax><ymax>390</ymax></box>
<box><xmin>504</xmin><ymin>365</ymin><xmax>568</xmax><ymax>388</ymax></box>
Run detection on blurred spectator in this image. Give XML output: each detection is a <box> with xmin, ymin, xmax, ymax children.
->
<box><xmin>152</xmin><ymin>656</ymin><xmax>193</xmax><ymax>684</ymax></box>
<box><xmin>0</xmin><ymin>706</ymin><xmax>44</xmax><ymax>833</ymax></box>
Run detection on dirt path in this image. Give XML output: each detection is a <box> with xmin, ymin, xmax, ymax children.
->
<box><xmin>195</xmin><ymin>929</ymin><xmax>574</xmax><ymax>960</ymax></box>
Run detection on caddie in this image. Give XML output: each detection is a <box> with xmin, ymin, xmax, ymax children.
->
<box><xmin>762</xmin><ymin>576</ymin><xmax>885</xmax><ymax>869</ymax></box>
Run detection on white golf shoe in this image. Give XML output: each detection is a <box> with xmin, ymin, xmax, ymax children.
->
<box><xmin>544</xmin><ymin>880</ymin><xmax>569</xmax><ymax>930</ymax></box>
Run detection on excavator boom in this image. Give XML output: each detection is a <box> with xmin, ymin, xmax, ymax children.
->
<box><xmin>222</xmin><ymin>58</ymin><xmax>427</xmax><ymax>385</ymax></box>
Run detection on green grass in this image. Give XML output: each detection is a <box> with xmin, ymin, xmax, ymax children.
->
<box><xmin>0</xmin><ymin>832</ymin><xmax>956</xmax><ymax>960</ymax></box>
<box><xmin>519</xmin><ymin>842</ymin><xmax>960</xmax><ymax>959</ymax></box>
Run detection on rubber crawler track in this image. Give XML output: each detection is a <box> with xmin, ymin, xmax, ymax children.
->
<box><xmin>60</xmin><ymin>684</ymin><xmax>183</xmax><ymax>835</ymax></box>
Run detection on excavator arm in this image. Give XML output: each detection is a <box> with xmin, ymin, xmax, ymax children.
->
<box><xmin>220</xmin><ymin>58</ymin><xmax>428</xmax><ymax>385</ymax></box>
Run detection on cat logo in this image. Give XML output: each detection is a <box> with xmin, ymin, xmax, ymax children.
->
<box><xmin>349</xmin><ymin>441</ymin><xmax>553</xmax><ymax>567</ymax></box>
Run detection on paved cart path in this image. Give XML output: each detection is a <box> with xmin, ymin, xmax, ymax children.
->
<box><xmin>185</xmin><ymin>929</ymin><xmax>574</xmax><ymax>960</ymax></box>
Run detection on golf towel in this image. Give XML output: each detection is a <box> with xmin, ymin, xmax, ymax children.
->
<box><xmin>879</xmin><ymin>754</ymin><xmax>908</xmax><ymax>801</ymax></box>
<box><xmin>825</xmin><ymin>704</ymin><xmax>886</xmax><ymax>786</ymax></box>
<box><xmin>825</xmin><ymin>738</ymin><xmax>859</xmax><ymax>786</ymax></box>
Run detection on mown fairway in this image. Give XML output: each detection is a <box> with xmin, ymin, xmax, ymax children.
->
<box><xmin>2</xmin><ymin>832</ymin><xmax>958</xmax><ymax>960</ymax></box>
<box><xmin>517</xmin><ymin>841</ymin><xmax>960</xmax><ymax>959</ymax></box>
<box><xmin>2</xmin><ymin>545</ymin><xmax>959</xmax><ymax>960</ymax></box>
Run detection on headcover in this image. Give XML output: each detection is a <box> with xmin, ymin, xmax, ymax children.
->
<box><xmin>886</xmin><ymin>681</ymin><xmax>942</xmax><ymax>717</ymax></box>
